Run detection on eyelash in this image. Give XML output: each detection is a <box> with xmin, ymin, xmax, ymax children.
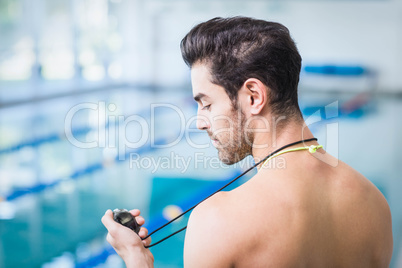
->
<box><xmin>202</xmin><ymin>104</ymin><xmax>211</xmax><ymax>111</ymax></box>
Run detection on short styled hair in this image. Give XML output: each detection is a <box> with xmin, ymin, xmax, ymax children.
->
<box><xmin>180</xmin><ymin>16</ymin><xmax>303</xmax><ymax>119</ymax></box>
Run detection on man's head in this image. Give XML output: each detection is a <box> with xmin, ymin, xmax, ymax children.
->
<box><xmin>181</xmin><ymin>16</ymin><xmax>303</xmax><ymax>164</ymax></box>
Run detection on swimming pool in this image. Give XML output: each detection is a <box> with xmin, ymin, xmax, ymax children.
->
<box><xmin>0</xmin><ymin>86</ymin><xmax>401</xmax><ymax>267</ymax></box>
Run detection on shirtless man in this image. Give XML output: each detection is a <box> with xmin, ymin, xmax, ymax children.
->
<box><xmin>102</xmin><ymin>17</ymin><xmax>393</xmax><ymax>267</ymax></box>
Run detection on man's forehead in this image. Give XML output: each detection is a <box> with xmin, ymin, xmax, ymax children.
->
<box><xmin>191</xmin><ymin>64</ymin><xmax>211</xmax><ymax>97</ymax></box>
<box><xmin>191</xmin><ymin>63</ymin><xmax>229</xmax><ymax>102</ymax></box>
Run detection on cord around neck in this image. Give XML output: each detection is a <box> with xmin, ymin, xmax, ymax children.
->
<box><xmin>258</xmin><ymin>144</ymin><xmax>323</xmax><ymax>171</ymax></box>
<box><xmin>143</xmin><ymin>137</ymin><xmax>319</xmax><ymax>248</ymax></box>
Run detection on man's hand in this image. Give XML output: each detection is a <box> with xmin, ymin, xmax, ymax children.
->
<box><xmin>101</xmin><ymin>209</ymin><xmax>154</xmax><ymax>268</ymax></box>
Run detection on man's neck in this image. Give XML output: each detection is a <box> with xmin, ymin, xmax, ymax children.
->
<box><xmin>251</xmin><ymin>119</ymin><xmax>316</xmax><ymax>167</ymax></box>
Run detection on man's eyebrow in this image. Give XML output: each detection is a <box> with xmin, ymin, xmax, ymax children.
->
<box><xmin>193</xmin><ymin>93</ymin><xmax>207</xmax><ymax>102</ymax></box>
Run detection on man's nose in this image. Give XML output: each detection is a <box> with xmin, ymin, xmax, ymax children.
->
<box><xmin>196</xmin><ymin>115</ymin><xmax>210</xmax><ymax>131</ymax></box>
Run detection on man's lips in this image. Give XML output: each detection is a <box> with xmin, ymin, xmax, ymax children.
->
<box><xmin>208</xmin><ymin>134</ymin><xmax>217</xmax><ymax>141</ymax></box>
<box><xmin>211</xmin><ymin>139</ymin><xmax>219</xmax><ymax>147</ymax></box>
<box><xmin>208</xmin><ymin>133</ymin><xmax>219</xmax><ymax>145</ymax></box>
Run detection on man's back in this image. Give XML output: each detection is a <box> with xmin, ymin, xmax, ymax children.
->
<box><xmin>184</xmin><ymin>149</ymin><xmax>393</xmax><ymax>267</ymax></box>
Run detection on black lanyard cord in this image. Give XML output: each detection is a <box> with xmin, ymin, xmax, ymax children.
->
<box><xmin>143</xmin><ymin>137</ymin><xmax>318</xmax><ymax>248</ymax></box>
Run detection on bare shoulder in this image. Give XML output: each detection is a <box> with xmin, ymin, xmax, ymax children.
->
<box><xmin>183</xmin><ymin>191</ymin><xmax>238</xmax><ymax>268</ymax></box>
<box><xmin>183</xmin><ymin>185</ymin><xmax>287</xmax><ymax>267</ymax></box>
<box><xmin>333</xmin><ymin>160</ymin><xmax>391</xmax><ymax>219</ymax></box>
<box><xmin>323</xmin><ymin>160</ymin><xmax>394</xmax><ymax>266</ymax></box>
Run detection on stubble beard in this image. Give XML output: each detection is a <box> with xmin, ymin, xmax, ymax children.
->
<box><xmin>216</xmin><ymin>108</ymin><xmax>253</xmax><ymax>165</ymax></box>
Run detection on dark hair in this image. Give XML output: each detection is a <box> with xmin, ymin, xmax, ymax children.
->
<box><xmin>180</xmin><ymin>16</ymin><xmax>303</xmax><ymax>119</ymax></box>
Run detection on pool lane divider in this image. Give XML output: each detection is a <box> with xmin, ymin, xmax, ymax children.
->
<box><xmin>2</xmin><ymin>137</ymin><xmax>167</xmax><ymax>202</ymax></box>
<box><xmin>304</xmin><ymin>65</ymin><xmax>368</xmax><ymax>76</ymax></box>
<box><xmin>0</xmin><ymin>97</ymin><xmax>196</xmax><ymax>155</ymax></box>
<box><xmin>0</xmin><ymin>126</ymin><xmax>93</xmax><ymax>155</ymax></box>
<box><xmin>0</xmin><ymin>98</ymin><xmax>197</xmax><ymax>201</ymax></box>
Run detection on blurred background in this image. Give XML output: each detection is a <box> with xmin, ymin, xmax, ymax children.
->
<box><xmin>0</xmin><ymin>0</ymin><xmax>401</xmax><ymax>267</ymax></box>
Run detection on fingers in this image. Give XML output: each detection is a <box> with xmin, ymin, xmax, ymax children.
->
<box><xmin>106</xmin><ymin>232</ymin><xmax>113</xmax><ymax>245</ymax></box>
<box><xmin>135</xmin><ymin>215</ymin><xmax>145</xmax><ymax>226</ymax></box>
<box><xmin>102</xmin><ymin>209</ymin><xmax>152</xmax><ymax>248</ymax></box>
<box><xmin>102</xmin><ymin>209</ymin><xmax>145</xmax><ymax>230</ymax></box>
<box><xmin>139</xmin><ymin>227</ymin><xmax>152</xmax><ymax>247</ymax></box>
<box><xmin>129</xmin><ymin>209</ymin><xmax>141</xmax><ymax>217</ymax></box>
<box><xmin>143</xmin><ymin>236</ymin><xmax>152</xmax><ymax>247</ymax></box>
<box><xmin>102</xmin><ymin>209</ymin><xmax>146</xmax><ymax>234</ymax></box>
<box><xmin>101</xmin><ymin>209</ymin><xmax>116</xmax><ymax>230</ymax></box>
<box><xmin>102</xmin><ymin>210</ymin><xmax>131</xmax><ymax>237</ymax></box>
<box><xmin>129</xmin><ymin>209</ymin><xmax>145</xmax><ymax>225</ymax></box>
<box><xmin>139</xmin><ymin>226</ymin><xmax>148</xmax><ymax>238</ymax></box>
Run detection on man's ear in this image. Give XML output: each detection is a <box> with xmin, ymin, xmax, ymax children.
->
<box><xmin>242</xmin><ymin>78</ymin><xmax>267</xmax><ymax>115</ymax></box>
